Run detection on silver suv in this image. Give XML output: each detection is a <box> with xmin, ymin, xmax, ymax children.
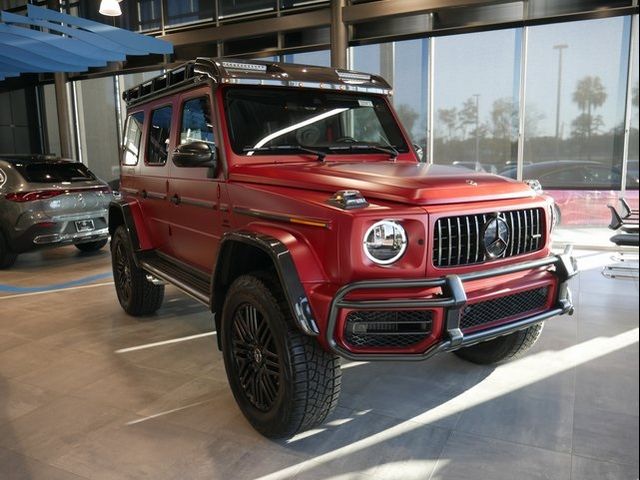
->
<box><xmin>0</xmin><ymin>154</ymin><xmax>112</xmax><ymax>268</ymax></box>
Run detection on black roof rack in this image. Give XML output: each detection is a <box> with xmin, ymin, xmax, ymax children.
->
<box><xmin>122</xmin><ymin>57</ymin><xmax>393</xmax><ymax>106</ymax></box>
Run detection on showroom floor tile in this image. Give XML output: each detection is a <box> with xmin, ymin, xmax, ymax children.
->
<box><xmin>0</xmin><ymin>246</ymin><xmax>638</xmax><ymax>480</ymax></box>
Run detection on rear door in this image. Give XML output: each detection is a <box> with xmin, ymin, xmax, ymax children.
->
<box><xmin>138</xmin><ymin>101</ymin><xmax>175</xmax><ymax>255</ymax></box>
<box><xmin>167</xmin><ymin>88</ymin><xmax>221</xmax><ymax>271</ymax></box>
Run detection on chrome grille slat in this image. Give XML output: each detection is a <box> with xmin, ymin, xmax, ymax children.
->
<box><xmin>508</xmin><ymin>211</ymin><xmax>515</xmax><ymax>257</ymax></box>
<box><xmin>447</xmin><ymin>218</ymin><xmax>452</xmax><ymax>266</ymax></box>
<box><xmin>437</xmin><ymin>220</ymin><xmax>443</xmax><ymax>266</ymax></box>
<box><xmin>465</xmin><ymin>216</ymin><xmax>471</xmax><ymax>265</ymax></box>
<box><xmin>433</xmin><ymin>208</ymin><xmax>545</xmax><ymax>268</ymax></box>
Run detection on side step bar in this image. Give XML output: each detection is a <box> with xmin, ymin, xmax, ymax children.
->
<box><xmin>140</xmin><ymin>253</ymin><xmax>211</xmax><ymax>306</ymax></box>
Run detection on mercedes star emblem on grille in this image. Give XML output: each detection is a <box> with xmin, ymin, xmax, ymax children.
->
<box><xmin>482</xmin><ymin>214</ymin><xmax>510</xmax><ymax>258</ymax></box>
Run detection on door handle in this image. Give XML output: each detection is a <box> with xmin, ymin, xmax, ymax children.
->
<box><xmin>170</xmin><ymin>194</ymin><xmax>180</xmax><ymax>205</ymax></box>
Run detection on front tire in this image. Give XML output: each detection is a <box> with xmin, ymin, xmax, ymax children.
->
<box><xmin>221</xmin><ymin>274</ymin><xmax>341</xmax><ymax>438</ymax></box>
<box><xmin>0</xmin><ymin>231</ymin><xmax>17</xmax><ymax>269</ymax></box>
<box><xmin>111</xmin><ymin>226</ymin><xmax>164</xmax><ymax>316</ymax></box>
<box><xmin>75</xmin><ymin>238</ymin><xmax>108</xmax><ymax>253</ymax></box>
<box><xmin>453</xmin><ymin>322</ymin><xmax>544</xmax><ymax>365</ymax></box>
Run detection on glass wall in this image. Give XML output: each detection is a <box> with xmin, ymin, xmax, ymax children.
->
<box><xmin>165</xmin><ymin>0</ymin><xmax>213</xmax><ymax>27</ymax></box>
<box><xmin>283</xmin><ymin>50</ymin><xmax>330</xmax><ymax>67</ymax></box>
<box><xmin>37</xmin><ymin>13</ymin><xmax>637</xmax><ymax>238</ymax></box>
<box><xmin>524</xmin><ymin>16</ymin><xmax>632</xmax><ymax>226</ymax></box>
<box><xmin>433</xmin><ymin>29</ymin><xmax>520</xmax><ymax>175</ymax></box>
<box><xmin>351</xmin><ymin>38</ymin><xmax>429</xmax><ymax>150</ymax></box>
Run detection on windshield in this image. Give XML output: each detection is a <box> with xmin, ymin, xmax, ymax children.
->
<box><xmin>224</xmin><ymin>87</ymin><xmax>409</xmax><ymax>157</ymax></box>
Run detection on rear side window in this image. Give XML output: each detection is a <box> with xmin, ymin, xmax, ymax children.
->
<box><xmin>147</xmin><ymin>106</ymin><xmax>173</xmax><ymax>165</ymax></box>
<box><xmin>123</xmin><ymin>111</ymin><xmax>144</xmax><ymax>166</ymax></box>
<box><xmin>180</xmin><ymin>97</ymin><xmax>215</xmax><ymax>146</ymax></box>
<box><xmin>16</xmin><ymin>162</ymin><xmax>96</xmax><ymax>183</ymax></box>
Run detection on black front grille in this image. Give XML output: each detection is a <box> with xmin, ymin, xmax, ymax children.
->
<box><xmin>344</xmin><ymin>310</ymin><xmax>433</xmax><ymax>348</ymax></box>
<box><xmin>460</xmin><ymin>286</ymin><xmax>549</xmax><ymax>331</ymax></box>
<box><xmin>433</xmin><ymin>208</ymin><xmax>545</xmax><ymax>267</ymax></box>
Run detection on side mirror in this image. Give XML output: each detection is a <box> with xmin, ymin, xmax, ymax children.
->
<box><xmin>172</xmin><ymin>141</ymin><xmax>217</xmax><ymax>168</ymax></box>
<box><xmin>413</xmin><ymin>143</ymin><xmax>424</xmax><ymax>162</ymax></box>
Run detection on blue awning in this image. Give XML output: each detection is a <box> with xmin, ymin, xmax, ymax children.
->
<box><xmin>0</xmin><ymin>5</ymin><xmax>173</xmax><ymax>81</ymax></box>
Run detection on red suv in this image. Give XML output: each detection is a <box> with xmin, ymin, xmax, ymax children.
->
<box><xmin>109</xmin><ymin>58</ymin><xmax>577</xmax><ymax>438</ymax></box>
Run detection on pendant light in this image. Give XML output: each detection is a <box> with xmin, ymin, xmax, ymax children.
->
<box><xmin>99</xmin><ymin>0</ymin><xmax>122</xmax><ymax>16</ymax></box>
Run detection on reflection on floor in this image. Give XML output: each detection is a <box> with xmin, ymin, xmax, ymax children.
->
<box><xmin>0</xmin><ymin>246</ymin><xmax>638</xmax><ymax>480</ymax></box>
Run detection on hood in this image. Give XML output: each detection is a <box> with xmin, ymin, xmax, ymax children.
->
<box><xmin>229</xmin><ymin>161</ymin><xmax>535</xmax><ymax>206</ymax></box>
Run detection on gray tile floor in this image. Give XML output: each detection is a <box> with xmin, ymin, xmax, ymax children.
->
<box><xmin>0</xmin><ymin>246</ymin><xmax>638</xmax><ymax>480</ymax></box>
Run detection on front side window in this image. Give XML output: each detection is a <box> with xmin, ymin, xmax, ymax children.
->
<box><xmin>122</xmin><ymin>111</ymin><xmax>144</xmax><ymax>166</ymax></box>
<box><xmin>224</xmin><ymin>87</ymin><xmax>408</xmax><ymax>157</ymax></box>
<box><xmin>180</xmin><ymin>97</ymin><xmax>215</xmax><ymax>146</ymax></box>
<box><xmin>147</xmin><ymin>106</ymin><xmax>172</xmax><ymax>165</ymax></box>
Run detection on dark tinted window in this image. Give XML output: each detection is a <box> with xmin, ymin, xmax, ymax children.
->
<box><xmin>123</xmin><ymin>111</ymin><xmax>144</xmax><ymax>166</ymax></box>
<box><xmin>180</xmin><ymin>97</ymin><xmax>215</xmax><ymax>146</ymax></box>
<box><xmin>17</xmin><ymin>162</ymin><xmax>96</xmax><ymax>183</ymax></box>
<box><xmin>147</xmin><ymin>106</ymin><xmax>172</xmax><ymax>165</ymax></box>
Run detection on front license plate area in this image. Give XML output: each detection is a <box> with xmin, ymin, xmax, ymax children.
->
<box><xmin>75</xmin><ymin>219</ymin><xmax>95</xmax><ymax>232</ymax></box>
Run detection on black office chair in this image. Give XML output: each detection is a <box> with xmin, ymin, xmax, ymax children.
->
<box><xmin>607</xmin><ymin>205</ymin><xmax>639</xmax><ymax>232</ymax></box>
<box><xmin>619</xmin><ymin>198</ymin><xmax>639</xmax><ymax>220</ymax></box>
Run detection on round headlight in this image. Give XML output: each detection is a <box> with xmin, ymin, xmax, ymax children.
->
<box><xmin>363</xmin><ymin>220</ymin><xmax>407</xmax><ymax>265</ymax></box>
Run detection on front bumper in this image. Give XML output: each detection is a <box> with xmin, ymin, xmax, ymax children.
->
<box><xmin>326</xmin><ymin>249</ymin><xmax>578</xmax><ymax>361</ymax></box>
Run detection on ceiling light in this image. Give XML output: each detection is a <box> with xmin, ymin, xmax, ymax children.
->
<box><xmin>99</xmin><ymin>0</ymin><xmax>122</xmax><ymax>16</ymax></box>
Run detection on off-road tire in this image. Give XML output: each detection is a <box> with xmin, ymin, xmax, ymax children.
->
<box><xmin>453</xmin><ymin>322</ymin><xmax>544</xmax><ymax>365</ymax></box>
<box><xmin>0</xmin><ymin>231</ymin><xmax>17</xmax><ymax>269</ymax></box>
<box><xmin>111</xmin><ymin>226</ymin><xmax>164</xmax><ymax>316</ymax></box>
<box><xmin>221</xmin><ymin>274</ymin><xmax>341</xmax><ymax>438</ymax></box>
<box><xmin>75</xmin><ymin>239</ymin><xmax>108</xmax><ymax>253</ymax></box>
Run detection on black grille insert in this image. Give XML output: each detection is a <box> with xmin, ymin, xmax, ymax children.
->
<box><xmin>433</xmin><ymin>208</ymin><xmax>545</xmax><ymax>267</ymax></box>
<box><xmin>344</xmin><ymin>310</ymin><xmax>433</xmax><ymax>348</ymax></box>
<box><xmin>460</xmin><ymin>286</ymin><xmax>549</xmax><ymax>331</ymax></box>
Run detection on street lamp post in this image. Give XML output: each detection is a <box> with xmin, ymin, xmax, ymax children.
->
<box><xmin>553</xmin><ymin>44</ymin><xmax>569</xmax><ymax>140</ymax></box>
<box><xmin>473</xmin><ymin>93</ymin><xmax>480</xmax><ymax>167</ymax></box>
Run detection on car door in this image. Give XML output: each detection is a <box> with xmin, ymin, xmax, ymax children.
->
<box><xmin>167</xmin><ymin>88</ymin><xmax>222</xmax><ymax>271</ymax></box>
<box><xmin>138</xmin><ymin>101</ymin><xmax>175</xmax><ymax>255</ymax></box>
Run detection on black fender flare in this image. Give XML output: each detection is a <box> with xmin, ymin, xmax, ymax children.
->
<box><xmin>211</xmin><ymin>231</ymin><xmax>320</xmax><ymax>337</ymax></box>
<box><xmin>108</xmin><ymin>201</ymin><xmax>142</xmax><ymax>264</ymax></box>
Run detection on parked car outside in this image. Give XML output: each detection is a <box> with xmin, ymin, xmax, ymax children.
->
<box><xmin>501</xmin><ymin>160</ymin><xmax>640</xmax><ymax>226</ymax></box>
<box><xmin>0</xmin><ymin>154</ymin><xmax>112</xmax><ymax>268</ymax></box>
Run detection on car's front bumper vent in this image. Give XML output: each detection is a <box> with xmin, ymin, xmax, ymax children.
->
<box><xmin>460</xmin><ymin>286</ymin><xmax>550</xmax><ymax>331</ymax></box>
<box><xmin>433</xmin><ymin>208</ymin><xmax>545</xmax><ymax>267</ymax></box>
<box><xmin>344</xmin><ymin>310</ymin><xmax>433</xmax><ymax>348</ymax></box>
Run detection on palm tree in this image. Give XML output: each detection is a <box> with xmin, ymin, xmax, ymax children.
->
<box><xmin>572</xmin><ymin>76</ymin><xmax>607</xmax><ymax>141</ymax></box>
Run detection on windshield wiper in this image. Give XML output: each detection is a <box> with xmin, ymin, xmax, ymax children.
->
<box><xmin>243</xmin><ymin>145</ymin><xmax>326</xmax><ymax>162</ymax></box>
<box><xmin>327</xmin><ymin>143</ymin><xmax>398</xmax><ymax>160</ymax></box>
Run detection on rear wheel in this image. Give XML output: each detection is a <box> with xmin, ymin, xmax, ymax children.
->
<box><xmin>111</xmin><ymin>226</ymin><xmax>164</xmax><ymax>316</ymax></box>
<box><xmin>0</xmin><ymin>231</ymin><xmax>17</xmax><ymax>269</ymax></box>
<box><xmin>453</xmin><ymin>322</ymin><xmax>544</xmax><ymax>365</ymax></box>
<box><xmin>221</xmin><ymin>274</ymin><xmax>341</xmax><ymax>438</ymax></box>
<box><xmin>75</xmin><ymin>239</ymin><xmax>108</xmax><ymax>253</ymax></box>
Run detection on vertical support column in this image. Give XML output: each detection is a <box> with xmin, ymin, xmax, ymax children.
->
<box><xmin>516</xmin><ymin>26</ymin><xmax>529</xmax><ymax>182</ymax></box>
<box><xmin>426</xmin><ymin>36</ymin><xmax>435</xmax><ymax>164</ymax></box>
<box><xmin>48</xmin><ymin>0</ymin><xmax>73</xmax><ymax>159</ymax></box>
<box><xmin>53</xmin><ymin>73</ymin><xmax>73</xmax><ymax>159</ymax></box>
<box><xmin>379</xmin><ymin>42</ymin><xmax>394</xmax><ymax>86</ymax></box>
<box><xmin>330</xmin><ymin>0</ymin><xmax>347</xmax><ymax>69</ymax></box>
<box><xmin>620</xmin><ymin>14</ymin><xmax>638</xmax><ymax>197</ymax></box>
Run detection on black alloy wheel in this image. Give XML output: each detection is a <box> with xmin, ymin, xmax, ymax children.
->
<box><xmin>221</xmin><ymin>274</ymin><xmax>342</xmax><ymax>438</ymax></box>
<box><xmin>231</xmin><ymin>303</ymin><xmax>282</xmax><ymax>412</ymax></box>
<box><xmin>110</xmin><ymin>226</ymin><xmax>164</xmax><ymax>316</ymax></box>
